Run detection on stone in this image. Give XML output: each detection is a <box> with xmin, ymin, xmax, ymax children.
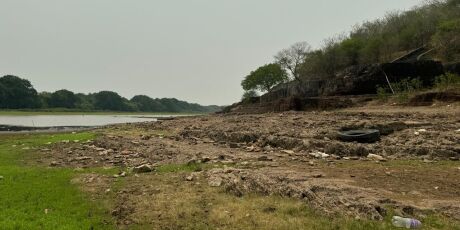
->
<box><xmin>132</xmin><ymin>164</ymin><xmax>154</xmax><ymax>173</ymax></box>
<box><xmin>367</xmin><ymin>154</ymin><xmax>385</xmax><ymax>161</ymax></box>
<box><xmin>209</xmin><ymin>177</ymin><xmax>223</xmax><ymax>187</ymax></box>
<box><xmin>309</xmin><ymin>151</ymin><xmax>329</xmax><ymax>159</ymax></box>
<box><xmin>312</xmin><ymin>173</ymin><xmax>323</xmax><ymax>178</ymax></box>
<box><xmin>50</xmin><ymin>161</ymin><xmax>60</xmax><ymax>167</ymax></box>
<box><xmin>141</xmin><ymin>135</ymin><xmax>151</xmax><ymax>140</ymax></box>
<box><xmin>281</xmin><ymin>150</ymin><xmax>295</xmax><ymax>155</ymax></box>
<box><xmin>257</xmin><ymin>156</ymin><xmax>273</xmax><ymax>161</ymax></box>
<box><xmin>201</xmin><ymin>156</ymin><xmax>211</xmax><ymax>163</ymax></box>
<box><xmin>229</xmin><ymin>143</ymin><xmax>239</xmax><ymax>148</ymax></box>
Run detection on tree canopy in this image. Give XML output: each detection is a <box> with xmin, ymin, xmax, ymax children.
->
<box><xmin>48</xmin><ymin>89</ymin><xmax>78</xmax><ymax>108</ymax></box>
<box><xmin>241</xmin><ymin>63</ymin><xmax>288</xmax><ymax>93</ymax></box>
<box><xmin>0</xmin><ymin>75</ymin><xmax>221</xmax><ymax>113</ymax></box>
<box><xmin>0</xmin><ymin>75</ymin><xmax>40</xmax><ymax>109</ymax></box>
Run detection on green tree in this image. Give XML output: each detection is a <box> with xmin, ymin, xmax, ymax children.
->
<box><xmin>241</xmin><ymin>64</ymin><xmax>288</xmax><ymax>93</ymax></box>
<box><xmin>48</xmin><ymin>89</ymin><xmax>78</xmax><ymax>108</ymax></box>
<box><xmin>0</xmin><ymin>75</ymin><xmax>40</xmax><ymax>109</ymax></box>
<box><xmin>432</xmin><ymin>19</ymin><xmax>460</xmax><ymax>62</ymax></box>
<box><xmin>131</xmin><ymin>95</ymin><xmax>165</xmax><ymax>112</ymax></box>
<box><xmin>241</xmin><ymin>90</ymin><xmax>259</xmax><ymax>102</ymax></box>
<box><xmin>93</xmin><ymin>91</ymin><xmax>133</xmax><ymax>111</ymax></box>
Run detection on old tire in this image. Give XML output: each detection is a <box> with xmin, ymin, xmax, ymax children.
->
<box><xmin>337</xmin><ymin>129</ymin><xmax>380</xmax><ymax>143</ymax></box>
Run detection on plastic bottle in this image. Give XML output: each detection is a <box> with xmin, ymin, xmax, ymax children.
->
<box><xmin>392</xmin><ymin>216</ymin><xmax>422</xmax><ymax>229</ymax></box>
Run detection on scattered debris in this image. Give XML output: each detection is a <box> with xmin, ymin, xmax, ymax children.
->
<box><xmin>392</xmin><ymin>216</ymin><xmax>422</xmax><ymax>229</ymax></box>
<box><xmin>367</xmin><ymin>154</ymin><xmax>385</xmax><ymax>161</ymax></box>
<box><xmin>309</xmin><ymin>151</ymin><xmax>329</xmax><ymax>159</ymax></box>
<box><xmin>132</xmin><ymin>164</ymin><xmax>154</xmax><ymax>173</ymax></box>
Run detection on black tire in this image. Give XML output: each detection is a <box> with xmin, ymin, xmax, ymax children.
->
<box><xmin>337</xmin><ymin>129</ymin><xmax>380</xmax><ymax>143</ymax></box>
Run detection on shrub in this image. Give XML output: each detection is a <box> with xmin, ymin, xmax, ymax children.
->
<box><xmin>434</xmin><ymin>73</ymin><xmax>460</xmax><ymax>90</ymax></box>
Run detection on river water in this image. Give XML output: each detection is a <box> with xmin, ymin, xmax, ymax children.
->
<box><xmin>0</xmin><ymin>115</ymin><xmax>172</xmax><ymax>127</ymax></box>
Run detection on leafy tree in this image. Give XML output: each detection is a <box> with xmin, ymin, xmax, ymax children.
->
<box><xmin>0</xmin><ymin>75</ymin><xmax>39</xmax><ymax>109</ymax></box>
<box><xmin>48</xmin><ymin>89</ymin><xmax>78</xmax><ymax>108</ymax></box>
<box><xmin>75</xmin><ymin>93</ymin><xmax>95</xmax><ymax>110</ymax></box>
<box><xmin>432</xmin><ymin>19</ymin><xmax>460</xmax><ymax>61</ymax></box>
<box><xmin>241</xmin><ymin>63</ymin><xmax>288</xmax><ymax>93</ymax></box>
<box><xmin>274</xmin><ymin>42</ymin><xmax>312</xmax><ymax>82</ymax></box>
<box><xmin>131</xmin><ymin>95</ymin><xmax>165</xmax><ymax>112</ymax></box>
<box><xmin>241</xmin><ymin>90</ymin><xmax>259</xmax><ymax>102</ymax></box>
<box><xmin>93</xmin><ymin>91</ymin><xmax>132</xmax><ymax>111</ymax></box>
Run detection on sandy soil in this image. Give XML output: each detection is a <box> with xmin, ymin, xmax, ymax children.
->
<box><xmin>40</xmin><ymin>104</ymin><xmax>460</xmax><ymax>225</ymax></box>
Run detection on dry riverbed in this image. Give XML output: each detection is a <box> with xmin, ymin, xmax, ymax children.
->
<box><xmin>37</xmin><ymin>105</ymin><xmax>460</xmax><ymax>229</ymax></box>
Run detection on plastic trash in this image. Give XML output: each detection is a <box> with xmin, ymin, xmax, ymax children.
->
<box><xmin>392</xmin><ymin>216</ymin><xmax>422</xmax><ymax>229</ymax></box>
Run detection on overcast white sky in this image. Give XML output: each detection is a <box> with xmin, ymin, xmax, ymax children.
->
<box><xmin>0</xmin><ymin>0</ymin><xmax>425</xmax><ymax>105</ymax></box>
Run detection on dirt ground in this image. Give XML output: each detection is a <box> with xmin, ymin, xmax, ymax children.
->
<box><xmin>40</xmin><ymin>104</ymin><xmax>460</xmax><ymax>228</ymax></box>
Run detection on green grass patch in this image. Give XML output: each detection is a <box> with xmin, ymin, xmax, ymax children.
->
<box><xmin>0</xmin><ymin>132</ymin><xmax>115</xmax><ymax>229</ymax></box>
<box><xmin>156</xmin><ymin>163</ymin><xmax>208</xmax><ymax>173</ymax></box>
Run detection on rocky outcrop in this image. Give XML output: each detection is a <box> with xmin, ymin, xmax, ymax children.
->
<box><xmin>227</xmin><ymin>60</ymin><xmax>447</xmax><ymax>113</ymax></box>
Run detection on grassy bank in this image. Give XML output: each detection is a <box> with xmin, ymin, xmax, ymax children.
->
<box><xmin>0</xmin><ymin>133</ymin><xmax>115</xmax><ymax>229</ymax></box>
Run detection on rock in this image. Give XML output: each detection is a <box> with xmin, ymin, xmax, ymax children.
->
<box><xmin>309</xmin><ymin>151</ymin><xmax>329</xmax><ymax>159</ymax></box>
<box><xmin>423</xmin><ymin>159</ymin><xmax>434</xmax><ymax>163</ymax></box>
<box><xmin>75</xmin><ymin>156</ymin><xmax>92</xmax><ymax>161</ymax></box>
<box><xmin>245</xmin><ymin>146</ymin><xmax>255</xmax><ymax>152</ymax></box>
<box><xmin>229</xmin><ymin>143</ymin><xmax>239</xmax><ymax>148</ymax></box>
<box><xmin>281</xmin><ymin>150</ymin><xmax>295</xmax><ymax>155</ymax></box>
<box><xmin>417</xmin><ymin>129</ymin><xmax>427</xmax><ymax>132</ymax></box>
<box><xmin>449</xmin><ymin>157</ymin><xmax>459</xmax><ymax>161</ymax></box>
<box><xmin>50</xmin><ymin>161</ymin><xmax>60</xmax><ymax>167</ymax></box>
<box><xmin>132</xmin><ymin>164</ymin><xmax>154</xmax><ymax>173</ymax></box>
<box><xmin>141</xmin><ymin>135</ymin><xmax>151</xmax><ymax>140</ymax></box>
<box><xmin>185</xmin><ymin>175</ymin><xmax>194</xmax><ymax>181</ymax></box>
<box><xmin>367</xmin><ymin>154</ymin><xmax>385</xmax><ymax>161</ymax></box>
<box><xmin>312</xmin><ymin>173</ymin><xmax>323</xmax><ymax>178</ymax></box>
<box><xmin>201</xmin><ymin>156</ymin><xmax>211</xmax><ymax>163</ymax></box>
<box><xmin>187</xmin><ymin>158</ymin><xmax>198</xmax><ymax>165</ymax></box>
<box><xmin>257</xmin><ymin>156</ymin><xmax>273</xmax><ymax>161</ymax></box>
<box><xmin>208</xmin><ymin>177</ymin><xmax>223</xmax><ymax>187</ymax></box>
<box><xmin>308</xmin><ymin>161</ymin><xmax>315</xmax><ymax>166</ymax></box>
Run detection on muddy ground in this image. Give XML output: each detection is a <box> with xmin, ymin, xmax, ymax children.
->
<box><xmin>39</xmin><ymin>104</ymin><xmax>460</xmax><ymax>228</ymax></box>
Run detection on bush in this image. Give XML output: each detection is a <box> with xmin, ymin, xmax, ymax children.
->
<box><xmin>434</xmin><ymin>73</ymin><xmax>460</xmax><ymax>90</ymax></box>
<box><xmin>376</xmin><ymin>77</ymin><xmax>423</xmax><ymax>103</ymax></box>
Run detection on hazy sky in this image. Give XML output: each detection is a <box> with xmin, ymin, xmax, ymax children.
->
<box><xmin>1</xmin><ymin>0</ymin><xmax>425</xmax><ymax>105</ymax></box>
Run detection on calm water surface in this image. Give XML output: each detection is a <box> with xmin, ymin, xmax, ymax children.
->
<box><xmin>0</xmin><ymin>115</ymin><xmax>174</xmax><ymax>127</ymax></box>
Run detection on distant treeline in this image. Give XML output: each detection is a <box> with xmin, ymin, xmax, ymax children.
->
<box><xmin>0</xmin><ymin>75</ymin><xmax>221</xmax><ymax>113</ymax></box>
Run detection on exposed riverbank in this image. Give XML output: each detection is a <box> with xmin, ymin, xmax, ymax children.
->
<box><xmin>9</xmin><ymin>103</ymin><xmax>457</xmax><ymax>229</ymax></box>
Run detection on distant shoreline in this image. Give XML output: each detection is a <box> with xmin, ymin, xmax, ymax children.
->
<box><xmin>0</xmin><ymin>110</ymin><xmax>205</xmax><ymax>116</ymax></box>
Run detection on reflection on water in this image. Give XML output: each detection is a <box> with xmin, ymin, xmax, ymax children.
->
<box><xmin>0</xmin><ymin>115</ymin><xmax>171</xmax><ymax>127</ymax></box>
